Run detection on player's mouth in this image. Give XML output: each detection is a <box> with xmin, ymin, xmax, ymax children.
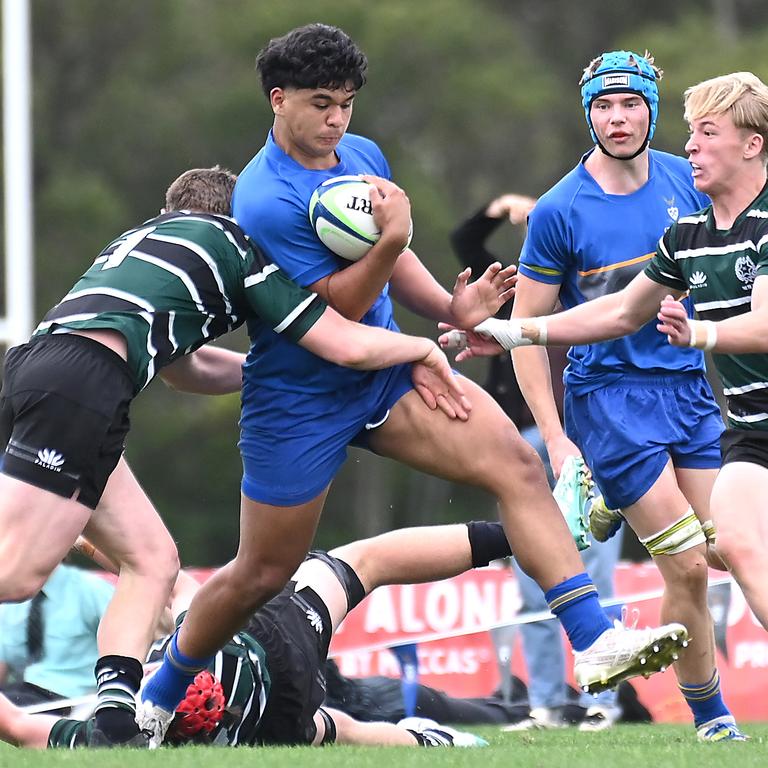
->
<box><xmin>690</xmin><ymin>162</ymin><xmax>702</xmax><ymax>177</ymax></box>
<box><xmin>608</xmin><ymin>131</ymin><xmax>631</xmax><ymax>141</ymax></box>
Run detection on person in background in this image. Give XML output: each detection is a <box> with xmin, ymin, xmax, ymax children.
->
<box><xmin>0</xmin><ymin>563</ymin><xmax>113</xmax><ymax>715</ymax></box>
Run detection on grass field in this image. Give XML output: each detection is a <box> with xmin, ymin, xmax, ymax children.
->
<box><xmin>1</xmin><ymin>724</ymin><xmax>765</xmax><ymax>768</ymax></box>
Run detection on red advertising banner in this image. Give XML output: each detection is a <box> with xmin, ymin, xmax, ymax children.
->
<box><xmin>327</xmin><ymin>563</ymin><xmax>767</xmax><ymax>723</ymax></box>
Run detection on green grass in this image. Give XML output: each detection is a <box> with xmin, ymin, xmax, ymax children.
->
<box><xmin>1</xmin><ymin>724</ymin><xmax>765</xmax><ymax>768</ymax></box>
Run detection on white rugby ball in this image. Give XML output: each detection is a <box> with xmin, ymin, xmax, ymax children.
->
<box><xmin>308</xmin><ymin>175</ymin><xmax>412</xmax><ymax>261</ymax></box>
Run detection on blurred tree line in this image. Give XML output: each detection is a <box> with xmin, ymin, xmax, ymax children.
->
<box><xmin>5</xmin><ymin>0</ymin><xmax>768</xmax><ymax>564</ymax></box>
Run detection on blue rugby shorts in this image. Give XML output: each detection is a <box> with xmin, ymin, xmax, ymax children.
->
<box><xmin>564</xmin><ymin>372</ymin><xmax>723</xmax><ymax>510</ymax></box>
<box><xmin>238</xmin><ymin>362</ymin><xmax>414</xmax><ymax>506</ymax></box>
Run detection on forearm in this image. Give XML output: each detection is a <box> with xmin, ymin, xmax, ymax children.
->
<box><xmin>301</xmin><ymin>310</ymin><xmax>435</xmax><ymax>370</ymax></box>
<box><xmin>511</xmin><ymin>346</ymin><xmax>565</xmax><ymax>442</ymax></box>
<box><xmin>534</xmin><ymin>292</ymin><xmax>641</xmax><ymax>345</ymax></box>
<box><xmin>160</xmin><ymin>347</ymin><xmax>245</xmax><ymax>395</ymax></box>
<box><xmin>691</xmin><ymin>312</ymin><xmax>768</xmax><ymax>354</ymax></box>
<box><xmin>389</xmin><ymin>249</ymin><xmax>453</xmax><ymax>321</ymax></box>
<box><xmin>320</xmin><ymin>239</ymin><xmax>402</xmax><ymax>321</ymax></box>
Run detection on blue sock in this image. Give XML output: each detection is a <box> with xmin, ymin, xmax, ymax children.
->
<box><xmin>679</xmin><ymin>670</ymin><xmax>731</xmax><ymax>727</ymax></box>
<box><xmin>141</xmin><ymin>632</ymin><xmax>213</xmax><ymax>712</ymax></box>
<box><xmin>545</xmin><ymin>572</ymin><xmax>612</xmax><ymax>651</ymax></box>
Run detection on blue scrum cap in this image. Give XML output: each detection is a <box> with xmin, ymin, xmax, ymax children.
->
<box><xmin>580</xmin><ymin>50</ymin><xmax>661</xmax><ymax>145</ymax></box>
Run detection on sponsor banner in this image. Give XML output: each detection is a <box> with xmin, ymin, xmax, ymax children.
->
<box><xmin>326</xmin><ymin>562</ymin><xmax>768</xmax><ymax>723</ymax></box>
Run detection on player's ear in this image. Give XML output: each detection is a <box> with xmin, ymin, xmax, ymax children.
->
<box><xmin>744</xmin><ymin>131</ymin><xmax>764</xmax><ymax>160</ymax></box>
<box><xmin>270</xmin><ymin>87</ymin><xmax>286</xmax><ymax>115</ymax></box>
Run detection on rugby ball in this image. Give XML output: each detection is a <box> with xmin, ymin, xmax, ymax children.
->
<box><xmin>309</xmin><ymin>175</ymin><xmax>411</xmax><ymax>261</ymax></box>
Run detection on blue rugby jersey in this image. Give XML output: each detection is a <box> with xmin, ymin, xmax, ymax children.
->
<box><xmin>520</xmin><ymin>149</ymin><xmax>709</xmax><ymax>395</ymax></box>
<box><xmin>233</xmin><ymin>131</ymin><xmax>398</xmax><ymax>400</ymax></box>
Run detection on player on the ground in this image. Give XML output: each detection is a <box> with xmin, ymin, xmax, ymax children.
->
<box><xmin>0</xmin><ymin>521</ymin><xmax>526</xmax><ymax>750</ymax></box>
<box><xmin>0</xmin><ymin>166</ymin><xmax>469</xmax><ymax>747</ymax></box>
<box><xmin>442</xmin><ymin>72</ymin><xmax>768</xmax><ymax>742</ymax></box>
<box><xmin>461</xmin><ymin>51</ymin><xmax>740</xmax><ymax>741</ymax></box>
<box><xmin>140</xmin><ymin>24</ymin><xmax>689</xmax><ymax>746</ymax></box>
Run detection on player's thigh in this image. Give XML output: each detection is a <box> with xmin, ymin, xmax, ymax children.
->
<box><xmin>621</xmin><ymin>459</ymin><xmax>694</xmax><ymax>539</ymax></box>
<box><xmin>0</xmin><ymin>473</ymin><xmax>91</xmax><ymax>594</ymax></box>
<box><xmin>711</xmin><ymin>461</ymin><xmax>768</xmax><ymax>545</ymax></box>
<box><xmin>84</xmin><ymin>457</ymin><xmax>176</xmax><ymax>568</ymax></box>
<box><xmin>291</xmin><ymin>556</ymin><xmax>349</xmax><ymax>630</ymax></box>
<box><xmin>674</xmin><ymin>466</ymin><xmax>718</xmax><ymax>521</ymax></box>
<box><xmin>369</xmin><ymin>376</ymin><xmax>539</xmax><ymax>489</ymax></box>
<box><xmin>235</xmin><ymin>489</ymin><xmax>329</xmax><ymax>585</ymax></box>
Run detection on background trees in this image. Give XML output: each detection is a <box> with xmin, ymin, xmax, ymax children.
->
<box><xmin>12</xmin><ymin>0</ymin><xmax>768</xmax><ymax>563</ymax></box>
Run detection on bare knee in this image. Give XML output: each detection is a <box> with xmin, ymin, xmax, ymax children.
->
<box><xmin>0</xmin><ymin>567</ymin><xmax>47</xmax><ymax>603</ymax></box>
<box><xmin>117</xmin><ymin>528</ymin><xmax>180</xmax><ymax>594</ymax></box>
<box><xmin>477</xmin><ymin>424</ymin><xmax>549</xmax><ymax>494</ymax></box>
<box><xmin>715</xmin><ymin>530</ymin><xmax>764</xmax><ymax>576</ymax></box>
<box><xmin>228</xmin><ymin>556</ymin><xmax>293</xmax><ymax>612</ymax></box>
<box><xmin>660</xmin><ymin>549</ymin><xmax>709</xmax><ymax>599</ymax></box>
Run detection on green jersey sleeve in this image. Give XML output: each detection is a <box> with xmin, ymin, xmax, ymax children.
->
<box><xmin>240</xmin><ymin>246</ymin><xmax>327</xmax><ymax>342</ymax></box>
<box><xmin>644</xmin><ymin>226</ymin><xmax>688</xmax><ymax>291</ymax></box>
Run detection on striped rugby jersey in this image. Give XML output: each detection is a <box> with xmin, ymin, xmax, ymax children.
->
<box><xmin>47</xmin><ymin>629</ymin><xmax>271</xmax><ymax>748</ymax></box>
<box><xmin>34</xmin><ymin>211</ymin><xmax>325</xmax><ymax>392</ymax></box>
<box><xmin>645</xmin><ymin>183</ymin><xmax>768</xmax><ymax>429</ymax></box>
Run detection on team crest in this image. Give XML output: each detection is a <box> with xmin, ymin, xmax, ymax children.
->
<box><xmin>664</xmin><ymin>196</ymin><xmax>678</xmax><ymax>221</ymax></box>
<box><xmin>735</xmin><ymin>255</ymin><xmax>757</xmax><ymax>290</ymax></box>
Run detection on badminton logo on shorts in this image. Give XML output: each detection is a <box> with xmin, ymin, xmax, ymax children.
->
<box><xmin>35</xmin><ymin>448</ymin><xmax>65</xmax><ymax>471</ymax></box>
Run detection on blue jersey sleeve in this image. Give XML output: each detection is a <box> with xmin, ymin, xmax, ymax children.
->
<box><xmin>233</xmin><ymin>134</ymin><xmax>393</xmax><ymax>289</ymax></box>
<box><xmin>519</xmin><ymin>195</ymin><xmax>568</xmax><ymax>285</ymax></box>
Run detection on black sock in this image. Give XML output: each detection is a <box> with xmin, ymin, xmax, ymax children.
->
<box><xmin>93</xmin><ymin>655</ymin><xmax>143</xmax><ymax>743</ymax></box>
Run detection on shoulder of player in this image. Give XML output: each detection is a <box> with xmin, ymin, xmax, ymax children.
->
<box><xmin>527</xmin><ymin>167</ymin><xmax>585</xmax><ymax>229</ymax></box>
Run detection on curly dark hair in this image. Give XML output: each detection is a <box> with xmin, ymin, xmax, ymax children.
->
<box><xmin>256</xmin><ymin>23</ymin><xmax>367</xmax><ymax>98</ymax></box>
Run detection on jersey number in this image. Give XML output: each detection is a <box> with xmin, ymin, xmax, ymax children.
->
<box><xmin>101</xmin><ymin>226</ymin><xmax>156</xmax><ymax>270</ymax></box>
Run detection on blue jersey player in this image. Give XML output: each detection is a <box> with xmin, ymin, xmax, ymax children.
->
<box><xmin>140</xmin><ymin>28</ymin><xmax>691</xmax><ymax>746</ymax></box>
<box><xmin>441</xmin><ymin>52</ymin><xmax>744</xmax><ymax>742</ymax></box>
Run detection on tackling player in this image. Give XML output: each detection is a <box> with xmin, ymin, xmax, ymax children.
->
<box><xmin>0</xmin><ymin>166</ymin><xmax>468</xmax><ymax>747</ymax></box>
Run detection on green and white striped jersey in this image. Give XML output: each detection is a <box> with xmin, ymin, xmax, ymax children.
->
<box><xmin>35</xmin><ymin>211</ymin><xmax>325</xmax><ymax>392</ymax></box>
<box><xmin>47</xmin><ymin>629</ymin><xmax>271</xmax><ymax>749</ymax></box>
<box><xmin>645</xmin><ymin>184</ymin><xmax>768</xmax><ymax>429</ymax></box>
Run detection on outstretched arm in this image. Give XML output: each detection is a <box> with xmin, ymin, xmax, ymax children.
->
<box><xmin>441</xmin><ymin>272</ymin><xmax>676</xmax><ymax>357</ymax></box>
<box><xmin>300</xmin><ymin>308</ymin><xmax>471</xmax><ymax>420</ymax></box>
<box><xmin>658</xmin><ymin>275</ymin><xmax>768</xmax><ymax>353</ymax></box>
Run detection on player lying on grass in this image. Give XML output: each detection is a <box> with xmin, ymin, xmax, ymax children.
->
<box><xmin>0</xmin><ymin>510</ymin><xmax>684</xmax><ymax>749</ymax></box>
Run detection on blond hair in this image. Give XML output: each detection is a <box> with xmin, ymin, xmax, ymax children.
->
<box><xmin>164</xmin><ymin>166</ymin><xmax>237</xmax><ymax>215</ymax></box>
<box><xmin>684</xmin><ymin>72</ymin><xmax>768</xmax><ymax>158</ymax></box>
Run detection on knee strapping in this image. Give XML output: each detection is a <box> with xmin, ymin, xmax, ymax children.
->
<box><xmin>466</xmin><ymin>521</ymin><xmax>512</xmax><ymax>567</ymax></box>
<box><xmin>639</xmin><ymin>509</ymin><xmax>706</xmax><ymax>557</ymax></box>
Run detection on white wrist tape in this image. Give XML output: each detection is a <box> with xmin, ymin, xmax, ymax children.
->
<box><xmin>473</xmin><ymin>318</ymin><xmax>534</xmax><ymax>350</ymax></box>
<box><xmin>687</xmin><ymin>319</ymin><xmax>717</xmax><ymax>351</ymax></box>
<box><xmin>441</xmin><ymin>329</ymin><xmax>468</xmax><ymax>350</ymax></box>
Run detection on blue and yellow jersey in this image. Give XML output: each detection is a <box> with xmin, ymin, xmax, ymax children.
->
<box><xmin>520</xmin><ymin>148</ymin><xmax>709</xmax><ymax>394</ymax></box>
